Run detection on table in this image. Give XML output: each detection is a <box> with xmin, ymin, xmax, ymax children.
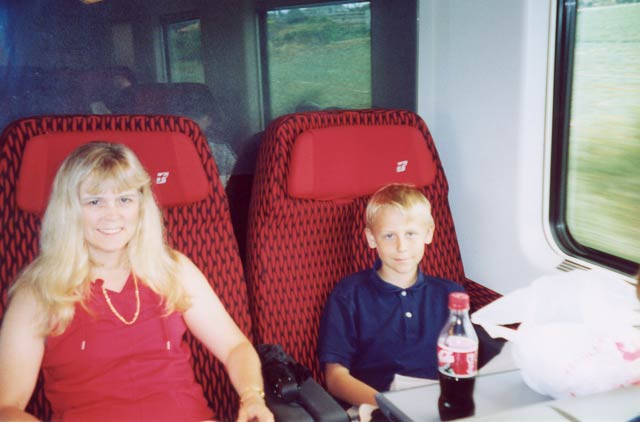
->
<box><xmin>375</xmin><ymin>369</ymin><xmax>550</xmax><ymax>421</ymax></box>
<box><xmin>463</xmin><ymin>385</ymin><xmax>640</xmax><ymax>421</ymax></box>
<box><xmin>375</xmin><ymin>367</ymin><xmax>640</xmax><ymax>422</ymax></box>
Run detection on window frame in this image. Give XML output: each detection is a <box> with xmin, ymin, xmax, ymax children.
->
<box><xmin>160</xmin><ymin>12</ymin><xmax>204</xmax><ymax>83</ymax></box>
<box><xmin>257</xmin><ymin>8</ymin><xmax>272</xmax><ymax>122</ymax></box>
<box><xmin>257</xmin><ymin>1</ymin><xmax>374</xmax><ymax>122</ymax></box>
<box><xmin>549</xmin><ymin>0</ymin><xmax>638</xmax><ymax>274</ymax></box>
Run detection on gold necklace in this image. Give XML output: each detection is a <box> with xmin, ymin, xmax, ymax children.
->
<box><xmin>101</xmin><ymin>273</ymin><xmax>140</xmax><ymax>325</ymax></box>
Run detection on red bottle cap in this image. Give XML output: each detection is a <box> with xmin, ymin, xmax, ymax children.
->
<box><xmin>449</xmin><ymin>292</ymin><xmax>470</xmax><ymax>310</ymax></box>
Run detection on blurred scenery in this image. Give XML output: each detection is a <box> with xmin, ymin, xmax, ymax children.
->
<box><xmin>166</xmin><ymin>19</ymin><xmax>205</xmax><ymax>83</ymax></box>
<box><xmin>265</xmin><ymin>2</ymin><xmax>371</xmax><ymax>117</ymax></box>
<box><xmin>567</xmin><ymin>0</ymin><xmax>640</xmax><ymax>263</ymax></box>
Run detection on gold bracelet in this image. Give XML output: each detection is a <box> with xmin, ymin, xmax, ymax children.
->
<box><xmin>239</xmin><ymin>386</ymin><xmax>265</xmax><ymax>403</ymax></box>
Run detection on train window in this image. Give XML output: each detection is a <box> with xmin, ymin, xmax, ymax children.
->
<box><xmin>551</xmin><ymin>0</ymin><xmax>640</xmax><ymax>273</ymax></box>
<box><xmin>162</xmin><ymin>17</ymin><xmax>205</xmax><ymax>83</ymax></box>
<box><xmin>261</xmin><ymin>1</ymin><xmax>371</xmax><ymax>119</ymax></box>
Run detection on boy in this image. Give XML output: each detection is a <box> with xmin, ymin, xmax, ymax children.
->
<box><xmin>318</xmin><ymin>183</ymin><xmax>466</xmax><ymax>406</ymax></box>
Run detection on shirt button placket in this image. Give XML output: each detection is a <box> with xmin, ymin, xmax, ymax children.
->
<box><xmin>400</xmin><ymin>291</ymin><xmax>410</xmax><ymax>319</ymax></box>
<box><xmin>400</xmin><ymin>290</ymin><xmax>416</xmax><ymax>340</ymax></box>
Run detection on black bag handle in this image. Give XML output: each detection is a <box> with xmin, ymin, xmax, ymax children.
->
<box><xmin>257</xmin><ymin>344</ymin><xmax>350</xmax><ymax>422</ymax></box>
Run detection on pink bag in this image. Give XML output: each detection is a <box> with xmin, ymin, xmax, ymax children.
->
<box><xmin>471</xmin><ymin>271</ymin><xmax>640</xmax><ymax>398</ymax></box>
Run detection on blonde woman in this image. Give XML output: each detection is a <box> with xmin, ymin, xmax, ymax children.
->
<box><xmin>0</xmin><ymin>142</ymin><xmax>272</xmax><ymax>422</ymax></box>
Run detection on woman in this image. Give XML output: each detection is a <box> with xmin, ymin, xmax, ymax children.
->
<box><xmin>0</xmin><ymin>142</ymin><xmax>273</xmax><ymax>422</ymax></box>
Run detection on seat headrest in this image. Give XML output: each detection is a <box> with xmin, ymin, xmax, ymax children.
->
<box><xmin>16</xmin><ymin>131</ymin><xmax>210</xmax><ymax>215</ymax></box>
<box><xmin>288</xmin><ymin>125</ymin><xmax>437</xmax><ymax>201</ymax></box>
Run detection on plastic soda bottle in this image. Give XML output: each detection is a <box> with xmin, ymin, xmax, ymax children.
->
<box><xmin>437</xmin><ymin>292</ymin><xmax>478</xmax><ymax>421</ymax></box>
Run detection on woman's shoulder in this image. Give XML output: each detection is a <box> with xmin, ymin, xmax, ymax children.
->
<box><xmin>9</xmin><ymin>283</ymin><xmax>41</xmax><ymax>310</ymax></box>
<box><xmin>4</xmin><ymin>284</ymin><xmax>48</xmax><ymax>337</ymax></box>
<box><xmin>169</xmin><ymin>250</ymin><xmax>209</xmax><ymax>289</ymax></box>
<box><xmin>171</xmin><ymin>250</ymin><xmax>199</xmax><ymax>274</ymax></box>
<box><xmin>171</xmin><ymin>249</ymin><xmax>189</xmax><ymax>264</ymax></box>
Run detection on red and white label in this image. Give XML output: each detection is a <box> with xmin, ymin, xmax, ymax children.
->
<box><xmin>437</xmin><ymin>336</ymin><xmax>478</xmax><ymax>378</ymax></box>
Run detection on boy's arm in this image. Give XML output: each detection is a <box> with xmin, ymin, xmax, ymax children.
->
<box><xmin>325</xmin><ymin>362</ymin><xmax>378</xmax><ymax>406</ymax></box>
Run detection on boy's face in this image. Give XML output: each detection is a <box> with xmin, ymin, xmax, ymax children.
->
<box><xmin>365</xmin><ymin>205</ymin><xmax>434</xmax><ymax>286</ymax></box>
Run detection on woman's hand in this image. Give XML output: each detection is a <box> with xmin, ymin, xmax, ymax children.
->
<box><xmin>236</xmin><ymin>393</ymin><xmax>273</xmax><ymax>422</ymax></box>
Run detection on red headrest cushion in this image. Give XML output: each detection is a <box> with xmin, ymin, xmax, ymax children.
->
<box><xmin>288</xmin><ymin>125</ymin><xmax>437</xmax><ymax>201</ymax></box>
<box><xmin>16</xmin><ymin>131</ymin><xmax>210</xmax><ymax>215</ymax></box>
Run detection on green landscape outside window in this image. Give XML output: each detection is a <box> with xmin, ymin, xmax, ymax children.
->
<box><xmin>166</xmin><ymin>19</ymin><xmax>205</xmax><ymax>83</ymax></box>
<box><xmin>265</xmin><ymin>2</ymin><xmax>371</xmax><ymax>118</ymax></box>
<box><xmin>565</xmin><ymin>0</ymin><xmax>640</xmax><ymax>263</ymax></box>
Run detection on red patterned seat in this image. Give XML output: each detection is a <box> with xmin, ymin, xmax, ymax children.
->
<box><xmin>245</xmin><ymin>109</ymin><xmax>501</xmax><ymax>382</ymax></box>
<box><xmin>0</xmin><ymin>115</ymin><xmax>251</xmax><ymax>421</ymax></box>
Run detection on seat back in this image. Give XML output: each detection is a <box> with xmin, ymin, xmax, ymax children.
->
<box><xmin>246</xmin><ymin>109</ymin><xmax>499</xmax><ymax>382</ymax></box>
<box><xmin>111</xmin><ymin>83</ymin><xmax>226</xmax><ymax>125</ymax></box>
<box><xmin>50</xmin><ymin>66</ymin><xmax>137</xmax><ymax>114</ymax></box>
<box><xmin>0</xmin><ymin>115</ymin><xmax>251</xmax><ymax>421</ymax></box>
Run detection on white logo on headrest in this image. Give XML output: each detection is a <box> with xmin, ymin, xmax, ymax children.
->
<box><xmin>156</xmin><ymin>171</ymin><xmax>170</xmax><ymax>184</ymax></box>
<box><xmin>396</xmin><ymin>160</ymin><xmax>408</xmax><ymax>173</ymax></box>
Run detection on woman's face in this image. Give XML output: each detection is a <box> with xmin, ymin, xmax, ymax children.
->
<box><xmin>79</xmin><ymin>178</ymin><xmax>141</xmax><ymax>264</ymax></box>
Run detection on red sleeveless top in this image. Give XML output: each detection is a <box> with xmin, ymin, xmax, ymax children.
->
<box><xmin>42</xmin><ymin>274</ymin><xmax>213</xmax><ymax>422</ymax></box>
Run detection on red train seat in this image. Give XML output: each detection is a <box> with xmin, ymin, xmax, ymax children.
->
<box><xmin>246</xmin><ymin>109</ymin><xmax>501</xmax><ymax>382</ymax></box>
<box><xmin>0</xmin><ymin>115</ymin><xmax>251</xmax><ymax>421</ymax></box>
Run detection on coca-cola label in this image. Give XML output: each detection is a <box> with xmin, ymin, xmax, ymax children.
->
<box><xmin>437</xmin><ymin>337</ymin><xmax>478</xmax><ymax>378</ymax></box>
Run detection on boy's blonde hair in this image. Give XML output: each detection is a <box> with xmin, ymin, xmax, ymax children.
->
<box><xmin>10</xmin><ymin>141</ymin><xmax>190</xmax><ymax>335</ymax></box>
<box><xmin>366</xmin><ymin>183</ymin><xmax>434</xmax><ymax>229</ymax></box>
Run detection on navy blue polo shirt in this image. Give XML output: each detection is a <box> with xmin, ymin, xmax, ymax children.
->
<box><xmin>318</xmin><ymin>260</ymin><xmax>465</xmax><ymax>392</ymax></box>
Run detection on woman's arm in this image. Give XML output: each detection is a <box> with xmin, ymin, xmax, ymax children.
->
<box><xmin>178</xmin><ymin>253</ymin><xmax>273</xmax><ymax>422</ymax></box>
<box><xmin>0</xmin><ymin>288</ymin><xmax>45</xmax><ymax>421</ymax></box>
<box><xmin>325</xmin><ymin>362</ymin><xmax>378</xmax><ymax>406</ymax></box>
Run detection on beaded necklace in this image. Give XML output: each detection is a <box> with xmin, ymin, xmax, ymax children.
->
<box><xmin>101</xmin><ymin>273</ymin><xmax>140</xmax><ymax>325</ymax></box>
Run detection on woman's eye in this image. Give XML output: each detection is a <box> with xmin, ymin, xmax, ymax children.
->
<box><xmin>120</xmin><ymin>194</ymin><xmax>139</xmax><ymax>203</ymax></box>
<box><xmin>87</xmin><ymin>199</ymin><xmax>100</xmax><ymax>206</ymax></box>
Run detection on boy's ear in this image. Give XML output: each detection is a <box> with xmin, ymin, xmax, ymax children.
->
<box><xmin>365</xmin><ymin>227</ymin><xmax>377</xmax><ymax>249</ymax></box>
<box><xmin>424</xmin><ymin>221</ymin><xmax>435</xmax><ymax>245</ymax></box>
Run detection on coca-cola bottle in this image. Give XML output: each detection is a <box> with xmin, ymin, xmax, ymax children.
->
<box><xmin>437</xmin><ymin>292</ymin><xmax>478</xmax><ymax>421</ymax></box>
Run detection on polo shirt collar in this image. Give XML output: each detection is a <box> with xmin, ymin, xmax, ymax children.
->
<box><xmin>369</xmin><ymin>258</ymin><xmax>427</xmax><ymax>293</ymax></box>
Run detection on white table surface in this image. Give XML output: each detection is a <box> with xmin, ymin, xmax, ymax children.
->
<box><xmin>462</xmin><ymin>385</ymin><xmax>640</xmax><ymax>422</ymax></box>
<box><xmin>376</xmin><ymin>369</ymin><xmax>551</xmax><ymax>422</ymax></box>
<box><xmin>374</xmin><ymin>342</ymin><xmax>640</xmax><ymax>422</ymax></box>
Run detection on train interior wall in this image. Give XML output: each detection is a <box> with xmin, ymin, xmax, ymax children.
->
<box><xmin>418</xmin><ymin>0</ymin><xmax>566</xmax><ymax>294</ymax></box>
<box><xmin>2</xmin><ymin>0</ymin><xmax>612</xmax><ymax>296</ymax></box>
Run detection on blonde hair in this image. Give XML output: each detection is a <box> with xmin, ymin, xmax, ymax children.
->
<box><xmin>10</xmin><ymin>141</ymin><xmax>190</xmax><ymax>335</ymax></box>
<box><xmin>366</xmin><ymin>183</ymin><xmax>434</xmax><ymax>229</ymax></box>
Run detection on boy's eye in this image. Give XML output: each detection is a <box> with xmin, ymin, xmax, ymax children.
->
<box><xmin>383</xmin><ymin>233</ymin><xmax>395</xmax><ymax>240</ymax></box>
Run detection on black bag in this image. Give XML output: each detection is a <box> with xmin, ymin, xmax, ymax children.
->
<box><xmin>257</xmin><ymin>344</ymin><xmax>350</xmax><ymax>422</ymax></box>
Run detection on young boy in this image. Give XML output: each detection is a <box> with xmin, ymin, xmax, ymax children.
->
<box><xmin>318</xmin><ymin>183</ymin><xmax>466</xmax><ymax>406</ymax></box>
